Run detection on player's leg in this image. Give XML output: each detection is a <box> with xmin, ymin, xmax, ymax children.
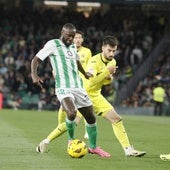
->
<box><xmin>92</xmin><ymin>95</ymin><xmax>131</xmax><ymax>148</ymax></box>
<box><xmin>58</xmin><ymin>107</ymin><xmax>67</xmax><ymax>124</ymax></box>
<box><xmin>46</xmin><ymin>108</ymin><xmax>67</xmax><ymax>142</ymax></box>
<box><xmin>69</xmin><ymin>88</ymin><xmax>110</xmax><ymax>157</ymax></box>
<box><xmin>83</xmin><ymin>119</ymin><xmax>88</xmax><ymax>139</ymax></box>
<box><xmin>61</xmin><ymin>97</ymin><xmax>77</xmax><ymax>140</ymax></box>
<box><xmin>78</xmin><ymin>106</ymin><xmax>97</xmax><ymax>148</ymax></box>
<box><xmin>36</xmin><ymin>107</ymin><xmax>83</xmax><ymax>153</ymax></box>
<box><xmin>76</xmin><ymin>110</ymin><xmax>83</xmax><ymax>124</ymax></box>
<box><xmin>105</xmin><ymin>109</ymin><xmax>146</xmax><ymax>157</ymax></box>
<box><xmin>79</xmin><ymin>106</ymin><xmax>110</xmax><ymax>157</ymax></box>
<box><xmin>47</xmin><ymin>107</ymin><xmax>83</xmax><ymax>142</ymax></box>
<box><xmin>36</xmin><ymin>108</ymin><xmax>67</xmax><ymax>153</ymax></box>
<box><xmin>93</xmin><ymin>95</ymin><xmax>146</xmax><ymax>157</ymax></box>
<box><xmin>36</xmin><ymin>89</ymin><xmax>82</xmax><ymax>153</ymax></box>
<box><xmin>76</xmin><ymin>110</ymin><xmax>88</xmax><ymax>139</ymax></box>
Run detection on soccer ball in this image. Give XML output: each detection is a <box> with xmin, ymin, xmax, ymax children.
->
<box><xmin>67</xmin><ymin>139</ymin><xmax>88</xmax><ymax>158</ymax></box>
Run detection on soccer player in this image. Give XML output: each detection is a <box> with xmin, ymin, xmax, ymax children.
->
<box><xmin>83</xmin><ymin>35</ymin><xmax>146</xmax><ymax>157</ymax></box>
<box><xmin>74</xmin><ymin>30</ymin><xmax>92</xmax><ymax>83</ymax></box>
<box><xmin>31</xmin><ymin>23</ymin><xmax>110</xmax><ymax>157</ymax></box>
<box><xmin>160</xmin><ymin>154</ymin><xmax>170</xmax><ymax>161</ymax></box>
<box><xmin>45</xmin><ymin>30</ymin><xmax>92</xmax><ymax>143</ymax></box>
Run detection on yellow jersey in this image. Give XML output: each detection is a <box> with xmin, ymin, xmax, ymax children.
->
<box><xmin>78</xmin><ymin>46</ymin><xmax>92</xmax><ymax>70</ymax></box>
<box><xmin>85</xmin><ymin>53</ymin><xmax>117</xmax><ymax>96</ymax></box>
<box><xmin>153</xmin><ymin>87</ymin><xmax>165</xmax><ymax>103</ymax></box>
<box><xmin>78</xmin><ymin>46</ymin><xmax>92</xmax><ymax>88</ymax></box>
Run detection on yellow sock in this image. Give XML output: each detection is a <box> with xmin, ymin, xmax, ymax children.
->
<box><xmin>47</xmin><ymin>122</ymin><xmax>67</xmax><ymax>142</ymax></box>
<box><xmin>47</xmin><ymin>108</ymin><xmax>67</xmax><ymax>142</ymax></box>
<box><xmin>112</xmin><ymin>120</ymin><xmax>130</xmax><ymax>148</ymax></box>
<box><xmin>84</xmin><ymin>118</ymin><xmax>87</xmax><ymax>132</ymax></box>
<box><xmin>58</xmin><ymin>108</ymin><xmax>67</xmax><ymax>124</ymax></box>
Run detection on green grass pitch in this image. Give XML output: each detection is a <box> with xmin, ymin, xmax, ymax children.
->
<box><xmin>0</xmin><ymin>109</ymin><xmax>170</xmax><ymax>170</ymax></box>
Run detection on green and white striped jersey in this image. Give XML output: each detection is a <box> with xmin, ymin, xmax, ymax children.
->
<box><xmin>36</xmin><ymin>39</ymin><xmax>83</xmax><ymax>88</ymax></box>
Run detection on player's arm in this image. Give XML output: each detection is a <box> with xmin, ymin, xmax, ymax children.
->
<box><xmin>86</xmin><ymin>58</ymin><xmax>110</xmax><ymax>85</ymax></box>
<box><xmin>31</xmin><ymin>56</ymin><xmax>44</xmax><ymax>89</ymax></box>
<box><xmin>77</xmin><ymin>60</ymin><xmax>93</xmax><ymax>79</ymax></box>
<box><xmin>87</xmin><ymin>62</ymin><xmax>117</xmax><ymax>86</ymax></box>
<box><xmin>103</xmin><ymin>65</ymin><xmax>118</xmax><ymax>85</ymax></box>
<box><xmin>103</xmin><ymin>75</ymin><xmax>113</xmax><ymax>85</ymax></box>
<box><xmin>31</xmin><ymin>40</ymin><xmax>53</xmax><ymax>88</ymax></box>
<box><xmin>89</xmin><ymin>68</ymin><xmax>110</xmax><ymax>85</ymax></box>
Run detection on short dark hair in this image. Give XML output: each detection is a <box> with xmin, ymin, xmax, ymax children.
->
<box><xmin>103</xmin><ymin>36</ymin><xmax>119</xmax><ymax>47</ymax></box>
<box><xmin>62</xmin><ymin>23</ymin><xmax>76</xmax><ymax>31</ymax></box>
<box><xmin>76</xmin><ymin>30</ymin><xmax>84</xmax><ymax>38</ymax></box>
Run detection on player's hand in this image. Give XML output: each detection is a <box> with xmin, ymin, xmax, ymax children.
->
<box><xmin>105</xmin><ymin>75</ymin><xmax>112</xmax><ymax>80</ymax></box>
<box><xmin>84</xmin><ymin>72</ymin><xmax>93</xmax><ymax>79</ymax></box>
<box><xmin>107</xmin><ymin>66</ymin><xmax>118</xmax><ymax>74</ymax></box>
<box><xmin>31</xmin><ymin>73</ymin><xmax>43</xmax><ymax>89</ymax></box>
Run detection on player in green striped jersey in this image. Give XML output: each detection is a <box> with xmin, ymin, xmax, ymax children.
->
<box><xmin>31</xmin><ymin>23</ymin><xmax>110</xmax><ymax>157</ymax></box>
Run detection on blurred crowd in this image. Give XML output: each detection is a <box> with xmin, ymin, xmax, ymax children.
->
<box><xmin>0</xmin><ymin>4</ymin><xmax>169</xmax><ymax>112</ymax></box>
<box><xmin>121</xmin><ymin>55</ymin><xmax>170</xmax><ymax>114</ymax></box>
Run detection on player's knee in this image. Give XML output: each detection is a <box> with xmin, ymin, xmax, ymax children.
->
<box><xmin>68</xmin><ymin>113</ymin><xmax>77</xmax><ymax>121</ymax></box>
<box><xmin>66</xmin><ymin>109</ymin><xmax>77</xmax><ymax>121</ymax></box>
<box><xmin>86</xmin><ymin>114</ymin><xmax>96</xmax><ymax>124</ymax></box>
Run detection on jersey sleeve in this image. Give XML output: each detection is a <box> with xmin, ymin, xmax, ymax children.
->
<box><xmin>107</xmin><ymin>59</ymin><xmax>117</xmax><ymax>67</ymax></box>
<box><xmin>103</xmin><ymin>76</ymin><xmax>113</xmax><ymax>85</ymax></box>
<box><xmin>36</xmin><ymin>40</ymin><xmax>54</xmax><ymax>61</ymax></box>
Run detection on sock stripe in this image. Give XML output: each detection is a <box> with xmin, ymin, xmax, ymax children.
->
<box><xmin>66</xmin><ymin>118</ymin><xmax>75</xmax><ymax>124</ymax></box>
<box><xmin>86</xmin><ymin>122</ymin><xmax>97</xmax><ymax>127</ymax></box>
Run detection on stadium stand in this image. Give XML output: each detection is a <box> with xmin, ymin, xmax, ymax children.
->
<box><xmin>0</xmin><ymin>1</ymin><xmax>169</xmax><ymax>113</ymax></box>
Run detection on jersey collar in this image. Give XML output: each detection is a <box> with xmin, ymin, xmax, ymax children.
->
<box><xmin>100</xmin><ymin>53</ymin><xmax>110</xmax><ymax>65</ymax></box>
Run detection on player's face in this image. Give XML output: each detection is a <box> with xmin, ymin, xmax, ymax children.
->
<box><xmin>74</xmin><ymin>33</ymin><xmax>83</xmax><ymax>48</ymax></box>
<box><xmin>102</xmin><ymin>44</ymin><xmax>117</xmax><ymax>61</ymax></box>
<box><xmin>61</xmin><ymin>28</ymin><xmax>76</xmax><ymax>46</ymax></box>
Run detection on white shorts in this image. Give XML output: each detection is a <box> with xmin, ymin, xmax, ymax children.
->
<box><xmin>55</xmin><ymin>88</ymin><xmax>92</xmax><ymax>109</ymax></box>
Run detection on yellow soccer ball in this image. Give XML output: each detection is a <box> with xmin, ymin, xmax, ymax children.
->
<box><xmin>67</xmin><ymin>139</ymin><xmax>88</xmax><ymax>158</ymax></box>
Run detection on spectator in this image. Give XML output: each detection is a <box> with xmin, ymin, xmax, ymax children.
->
<box><xmin>130</xmin><ymin>44</ymin><xmax>143</xmax><ymax>66</ymax></box>
<box><xmin>38</xmin><ymin>88</ymin><xmax>48</xmax><ymax>111</ymax></box>
<box><xmin>6</xmin><ymin>93</ymin><xmax>21</xmax><ymax>110</ymax></box>
<box><xmin>152</xmin><ymin>83</ymin><xmax>166</xmax><ymax>116</ymax></box>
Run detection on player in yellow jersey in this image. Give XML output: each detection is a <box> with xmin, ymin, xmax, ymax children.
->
<box><xmin>83</xmin><ymin>36</ymin><xmax>146</xmax><ymax>157</ymax></box>
<box><xmin>74</xmin><ymin>30</ymin><xmax>92</xmax><ymax>81</ymax></box>
<box><xmin>37</xmin><ymin>35</ymin><xmax>146</xmax><ymax>157</ymax></box>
